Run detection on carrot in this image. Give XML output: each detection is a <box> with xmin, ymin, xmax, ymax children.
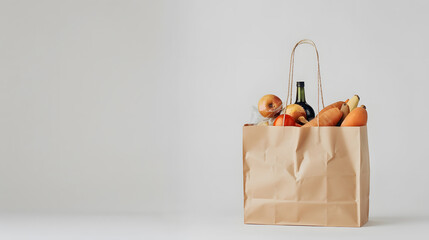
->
<box><xmin>318</xmin><ymin>101</ymin><xmax>345</xmax><ymax>116</ymax></box>
<box><xmin>302</xmin><ymin>108</ymin><xmax>343</xmax><ymax>127</ymax></box>
<box><xmin>345</xmin><ymin>99</ymin><xmax>349</xmax><ymax>104</ymax></box>
<box><xmin>341</xmin><ymin>105</ymin><xmax>367</xmax><ymax>127</ymax></box>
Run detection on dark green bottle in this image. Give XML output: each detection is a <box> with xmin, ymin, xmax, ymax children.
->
<box><xmin>295</xmin><ymin>81</ymin><xmax>315</xmax><ymax>120</ymax></box>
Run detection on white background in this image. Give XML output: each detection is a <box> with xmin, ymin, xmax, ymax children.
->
<box><xmin>1</xmin><ymin>0</ymin><xmax>429</xmax><ymax>239</ymax></box>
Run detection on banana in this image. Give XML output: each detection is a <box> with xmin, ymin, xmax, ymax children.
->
<box><xmin>337</xmin><ymin>103</ymin><xmax>350</xmax><ymax>126</ymax></box>
<box><xmin>347</xmin><ymin>95</ymin><xmax>360</xmax><ymax>112</ymax></box>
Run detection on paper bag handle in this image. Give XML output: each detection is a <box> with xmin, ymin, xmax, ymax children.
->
<box><xmin>285</xmin><ymin>39</ymin><xmax>325</xmax><ymax>125</ymax></box>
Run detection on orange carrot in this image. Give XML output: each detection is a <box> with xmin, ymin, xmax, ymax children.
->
<box><xmin>303</xmin><ymin>108</ymin><xmax>343</xmax><ymax>127</ymax></box>
<box><xmin>341</xmin><ymin>105</ymin><xmax>367</xmax><ymax>126</ymax></box>
<box><xmin>318</xmin><ymin>101</ymin><xmax>345</xmax><ymax>116</ymax></box>
<box><xmin>345</xmin><ymin>99</ymin><xmax>349</xmax><ymax>104</ymax></box>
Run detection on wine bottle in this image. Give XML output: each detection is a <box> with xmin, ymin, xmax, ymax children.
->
<box><xmin>295</xmin><ymin>81</ymin><xmax>315</xmax><ymax>120</ymax></box>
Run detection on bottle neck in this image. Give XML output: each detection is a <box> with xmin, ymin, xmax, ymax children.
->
<box><xmin>295</xmin><ymin>86</ymin><xmax>306</xmax><ymax>103</ymax></box>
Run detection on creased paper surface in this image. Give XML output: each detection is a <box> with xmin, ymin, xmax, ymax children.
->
<box><xmin>243</xmin><ymin>126</ymin><xmax>370</xmax><ymax>227</ymax></box>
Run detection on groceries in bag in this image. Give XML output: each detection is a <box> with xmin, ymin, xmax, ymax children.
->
<box><xmin>252</xmin><ymin>92</ymin><xmax>368</xmax><ymax>127</ymax></box>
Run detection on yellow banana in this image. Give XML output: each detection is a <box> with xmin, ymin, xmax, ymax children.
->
<box><xmin>347</xmin><ymin>95</ymin><xmax>360</xmax><ymax>112</ymax></box>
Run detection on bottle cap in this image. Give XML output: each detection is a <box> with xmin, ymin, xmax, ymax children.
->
<box><xmin>296</xmin><ymin>81</ymin><xmax>304</xmax><ymax>87</ymax></box>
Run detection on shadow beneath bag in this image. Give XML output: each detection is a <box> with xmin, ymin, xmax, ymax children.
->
<box><xmin>366</xmin><ymin>215</ymin><xmax>429</xmax><ymax>227</ymax></box>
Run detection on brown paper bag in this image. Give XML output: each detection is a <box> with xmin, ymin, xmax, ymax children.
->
<box><xmin>243</xmin><ymin>40</ymin><xmax>370</xmax><ymax>227</ymax></box>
